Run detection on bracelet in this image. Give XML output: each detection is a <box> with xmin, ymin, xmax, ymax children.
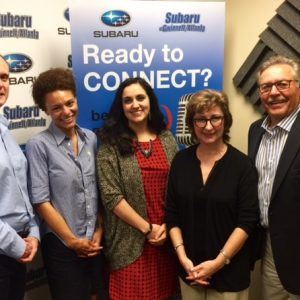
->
<box><xmin>174</xmin><ymin>243</ymin><xmax>184</xmax><ymax>251</ymax></box>
<box><xmin>220</xmin><ymin>249</ymin><xmax>231</xmax><ymax>265</ymax></box>
<box><xmin>143</xmin><ymin>223</ymin><xmax>153</xmax><ymax>236</ymax></box>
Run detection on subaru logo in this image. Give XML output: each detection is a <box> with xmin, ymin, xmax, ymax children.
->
<box><xmin>101</xmin><ymin>10</ymin><xmax>130</xmax><ymax>27</ymax></box>
<box><xmin>4</xmin><ymin>54</ymin><xmax>33</xmax><ymax>73</ymax></box>
<box><xmin>64</xmin><ymin>8</ymin><xmax>70</xmax><ymax>22</ymax></box>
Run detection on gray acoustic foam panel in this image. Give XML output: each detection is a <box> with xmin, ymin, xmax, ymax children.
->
<box><xmin>233</xmin><ymin>0</ymin><xmax>300</xmax><ymax>110</ymax></box>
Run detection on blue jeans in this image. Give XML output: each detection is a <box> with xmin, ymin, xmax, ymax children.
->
<box><xmin>0</xmin><ymin>255</ymin><xmax>26</xmax><ymax>300</ymax></box>
<box><xmin>41</xmin><ymin>233</ymin><xmax>107</xmax><ymax>300</ymax></box>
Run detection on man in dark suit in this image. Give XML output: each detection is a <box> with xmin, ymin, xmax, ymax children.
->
<box><xmin>248</xmin><ymin>55</ymin><xmax>300</xmax><ymax>300</ymax></box>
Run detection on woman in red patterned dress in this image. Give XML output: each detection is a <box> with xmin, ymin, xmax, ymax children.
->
<box><xmin>97</xmin><ymin>77</ymin><xmax>179</xmax><ymax>300</ymax></box>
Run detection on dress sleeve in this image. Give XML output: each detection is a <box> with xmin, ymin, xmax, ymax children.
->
<box><xmin>96</xmin><ymin>143</ymin><xmax>125</xmax><ymax>211</ymax></box>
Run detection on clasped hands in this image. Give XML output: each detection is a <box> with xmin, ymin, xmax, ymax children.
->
<box><xmin>146</xmin><ymin>223</ymin><xmax>167</xmax><ymax>246</ymax></box>
<box><xmin>67</xmin><ymin>227</ymin><xmax>103</xmax><ymax>258</ymax></box>
<box><xmin>19</xmin><ymin>236</ymin><xmax>39</xmax><ymax>263</ymax></box>
<box><xmin>181</xmin><ymin>256</ymin><xmax>224</xmax><ymax>286</ymax></box>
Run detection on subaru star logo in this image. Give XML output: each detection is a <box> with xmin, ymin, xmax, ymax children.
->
<box><xmin>4</xmin><ymin>54</ymin><xmax>33</xmax><ymax>73</ymax></box>
<box><xmin>101</xmin><ymin>10</ymin><xmax>130</xmax><ymax>27</ymax></box>
<box><xmin>64</xmin><ymin>8</ymin><xmax>70</xmax><ymax>22</ymax></box>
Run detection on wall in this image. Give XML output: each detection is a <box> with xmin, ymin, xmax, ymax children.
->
<box><xmin>224</xmin><ymin>0</ymin><xmax>284</xmax><ymax>153</ymax></box>
<box><xmin>224</xmin><ymin>1</ymin><xmax>284</xmax><ymax>299</ymax></box>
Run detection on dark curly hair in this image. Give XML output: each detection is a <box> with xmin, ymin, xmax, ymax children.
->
<box><xmin>32</xmin><ymin>68</ymin><xmax>76</xmax><ymax>111</ymax></box>
<box><xmin>99</xmin><ymin>77</ymin><xmax>166</xmax><ymax>156</ymax></box>
<box><xmin>186</xmin><ymin>89</ymin><xmax>232</xmax><ymax>142</ymax></box>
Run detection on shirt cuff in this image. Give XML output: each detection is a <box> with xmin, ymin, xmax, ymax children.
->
<box><xmin>8</xmin><ymin>233</ymin><xmax>26</xmax><ymax>260</ymax></box>
<box><xmin>28</xmin><ymin>224</ymin><xmax>40</xmax><ymax>241</ymax></box>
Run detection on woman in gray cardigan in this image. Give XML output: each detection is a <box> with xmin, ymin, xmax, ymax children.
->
<box><xmin>97</xmin><ymin>77</ymin><xmax>178</xmax><ymax>300</ymax></box>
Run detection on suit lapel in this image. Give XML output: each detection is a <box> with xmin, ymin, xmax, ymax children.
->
<box><xmin>249</xmin><ymin>121</ymin><xmax>265</xmax><ymax>160</ymax></box>
<box><xmin>271</xmin><ymin>115</ymin><xmax>300</xmax><ymax>200</ymax></box>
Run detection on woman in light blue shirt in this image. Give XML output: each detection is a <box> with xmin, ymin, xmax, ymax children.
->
<box><xmin>26</xmin><ymin>68</ymin><xmax>105</xmax><ymax>300</ymax></box>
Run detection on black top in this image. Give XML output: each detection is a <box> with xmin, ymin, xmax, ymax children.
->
<box><xmin>166</xmin><ymin>144</ymin><xmax>259</xmax><ymax>292</ymax></box>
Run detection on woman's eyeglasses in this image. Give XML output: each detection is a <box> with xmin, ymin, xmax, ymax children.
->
<box><xmin>193</xmin><ymin>116</ymin><xmax>224</xmax><ymax>128</ymax></box>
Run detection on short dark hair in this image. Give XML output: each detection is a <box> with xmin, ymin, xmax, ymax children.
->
<box><xmin>186</xmin><ymin>89</ymin><xmax>232</xmax><ymax>142</ymax></box>
<box><xmin>99</xmin><ymin>77</ymin><xmax>166</xmax><ymax>156</ymax></box>
<box><xmin>32</xmin><ymin>68</ymin><xmax>76</xmax><ymax>111</ymax></box>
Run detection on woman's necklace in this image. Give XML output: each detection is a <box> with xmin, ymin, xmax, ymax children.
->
<box><xmin>137</xmin><ymin>140</ymin><xmax>153</xmax><ymax>158</ymax></box>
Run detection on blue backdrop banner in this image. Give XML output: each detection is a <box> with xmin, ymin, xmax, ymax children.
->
<box><xmin>69</xmin><ymin>0</ymin><xmax>225</xmax><ymax>143</ymax></box>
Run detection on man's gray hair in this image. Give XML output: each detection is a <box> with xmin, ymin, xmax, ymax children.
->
<box><xmin>257</xmin><ymin>55</ymin><xmax>300</xmax><ymax>83</ymax></box>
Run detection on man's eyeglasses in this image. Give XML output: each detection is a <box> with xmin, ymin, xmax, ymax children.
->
<box><xmin>193</xmin><ymin>116</ymin><xmax>224</xmax><ymax>128</ymax></box>
<box><xmin>259</xmin><ymin>80</ymin><xmax>297</xmax><ymax>94</ymax></box>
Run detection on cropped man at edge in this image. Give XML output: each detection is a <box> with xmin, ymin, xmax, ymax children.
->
<box><xmin>0</xmin><ymin>54</ymin><xmax>39</xmax><ymax>300</ymax></box>
<box><xmin>248</xmin><ymin>55</ymin><xmax>300</xmax><ymax>300</ymax></box>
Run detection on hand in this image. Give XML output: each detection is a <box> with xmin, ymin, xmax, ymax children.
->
<box><xmin>187</xmin><ymin>259</ymin><xmax>222</xmax><ymax>286</ymax></box>
<box><xmin>68</xmin><ymin>237</ymin><xmax>102</xmax><ymax>258</ymax></box>
<box><xmin>18</xmin><ymin>237</ymin><xmax>39</xmax><ymax>263</ymax></box>
<box><xmin>179</xmin><ymin>255</ymin><xmax>195</xmax><ymax>278</ymax></box>
<box><xmin>91</xmin><ymin>226</ymin><xmax>103</xmax><ymax>248</ymax></box>
<box><xmin>178</xmin><ymin>254</ymin><xmax>209</xmax><ymax>285</ymax></box>
<box><xmin>146</xmin><ymin>224</ymin><xmax>160</xmax><ymax>240</ymax></box>
<box><xmin>190</xmin><ymin>277</ymin><xmax>211</xmax><ymax>286</ymax></box>
<box><xmin>147</xmin><ymin>224</ymin><xmax>167</xmax><ymax>246</ymax></box>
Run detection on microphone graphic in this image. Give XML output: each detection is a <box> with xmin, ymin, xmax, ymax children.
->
<box><xmin>175</xmin><ymin>93</ymin><xmax>195</xmax><ymax>147</ymax></box>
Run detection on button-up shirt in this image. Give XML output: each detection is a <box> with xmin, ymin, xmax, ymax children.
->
<box><xmin>256</xmin><ymin>107</ymin><xmax>300</xmax><ymax>227</ymax></box>
<box><xmin>26</xmin><ymin>122</ymin><xmax>99</xmax><ymax>240</ymax></box>
<box><xmin>0</xmin><ymin>114</ymin><xmax>39</xmax><ymax>259</ymax></box>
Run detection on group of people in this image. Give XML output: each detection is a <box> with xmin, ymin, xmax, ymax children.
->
<box><xmin>0</xmin><ymin>53</ymin><xmax>299</xmax><ymax>300</ymax></box>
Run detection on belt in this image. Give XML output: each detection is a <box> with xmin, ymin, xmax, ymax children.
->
<box><xmin>17</xmin><ymin>230</ymin><xmax>29</xmax><ymax>238</ymax></box>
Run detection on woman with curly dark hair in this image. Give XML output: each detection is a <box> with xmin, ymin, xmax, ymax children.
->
<box><xmin>26</xmin><ymin>68</ymin><xmax>104</xmax><ymax>300</ymax></box>
<box><xmin>97</xmin><ymin>77</ymin><xmax>179</xmax><ymax>299</ymax></box>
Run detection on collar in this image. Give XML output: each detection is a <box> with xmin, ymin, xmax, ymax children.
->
<box><xmin>261</xmin><ymin>106</ymin><xmax>300</xmax><ymax>133</ymax></box>
<box><xmin>0</xmin><ymin>114</ymin><xmax>9</xmax><ymax>134</ymax></box>
<box><xmin>48</xmin><ymin>122</ymin><xmax>86</xmax><ymax>146</ymax></box>
<box><xmin>0</xmin><ymin>114</ymin><xmax>8</xmax><ymax>126</ymax></box>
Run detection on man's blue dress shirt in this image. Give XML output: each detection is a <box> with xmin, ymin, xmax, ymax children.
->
<box><xmin>0</xmin><ymin>114</ymin><xmax>39</xmax><ymax>259</ymax></box>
